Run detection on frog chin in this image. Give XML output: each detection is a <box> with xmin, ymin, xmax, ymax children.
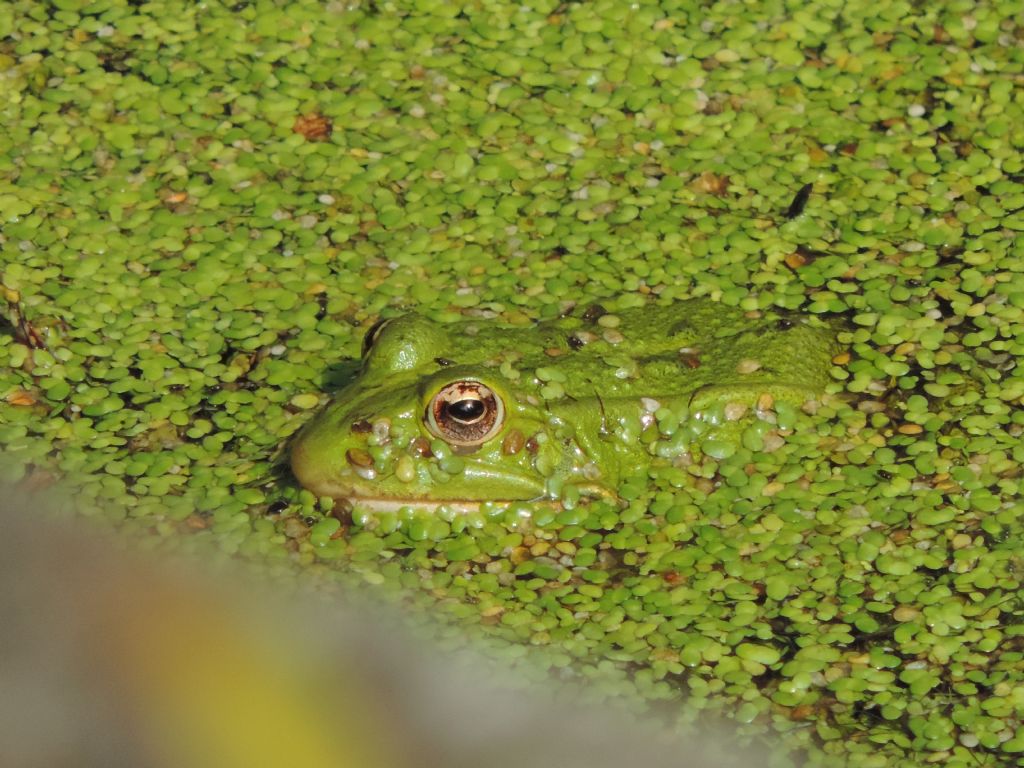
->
<box><xmin>292</xmin><ymin>468</ymin><xmax>551</xmax><ymax>513</ymax></box>
<box><xmin>291</xmin><ymin>449</ymin><xmax>612</xmax><ymax>513</ymax></box>
<box><xmin>330</xmin><ymin>481</ymin><xmax>617</xmax><ymax>514</ymax></box>
<box><xmin>342</xmin><ymin>496</ymin><xmax>547</xmax><ymax>514</ymax></box>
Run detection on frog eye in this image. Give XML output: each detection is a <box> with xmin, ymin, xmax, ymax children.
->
<box><xmin>426</xmin><ymin>381</ymin><xmax>505</xmax><ymax>446</ymax></box>
<box><xmin>361</xmin><ymin>318</ymin><xmax>391</xmax><ymax>357</ymax></box>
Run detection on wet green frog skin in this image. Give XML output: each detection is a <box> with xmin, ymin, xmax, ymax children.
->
<box><xmin>290</xmin><ymin>299</ymin><xmax>842</xmax><ymax>512</ymax></box>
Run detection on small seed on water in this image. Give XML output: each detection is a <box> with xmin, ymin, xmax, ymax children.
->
<box><xmin>785</xmin><ymin>251</ymin><xmax>808</xmax><ymax>269</ymax></box>
<box><xmin>6</xmin><ymin>389</ymin><xmax>37</xmax><ymax>406</ymax></box>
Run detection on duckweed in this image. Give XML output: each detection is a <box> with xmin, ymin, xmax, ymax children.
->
<box><xmin>3</xmin><ymin>0</ymin><xmax>1024</xmax><ymax>765</ymax></box>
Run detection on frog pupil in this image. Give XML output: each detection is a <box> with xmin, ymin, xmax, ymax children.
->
<box><xmin>448</xmin><ymin>399</ymin><xmax>485</xmax><ymax>423</ymax></box>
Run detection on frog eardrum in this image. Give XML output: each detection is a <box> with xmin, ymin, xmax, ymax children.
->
<box><xmin>427</xmin><ymin>381</ymin><xmax>505</xmax><ymax>447</ymax></box>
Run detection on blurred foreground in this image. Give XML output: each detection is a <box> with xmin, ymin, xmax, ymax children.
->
<box><xmin>0</xmin><ymin>489</ymin><xmax>771</xmax><ymax>768</ymax></box>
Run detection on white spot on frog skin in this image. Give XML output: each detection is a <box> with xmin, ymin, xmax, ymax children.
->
<box><xmin>353</xmin><ymin>465</ymin><xmax>376</xmax><ymax>481</ymax></box>
<box><xmin>371</xmin><ymin>418</ymin><xmax>391</xmax><ymax>443</ymax></box>
<box><xmin>639</xmin><ymin>398</ymin><xmax>660</xmax><ymax>429</ymax></box>
<box><xmin>736</xmin><ymin>358</ymin><xmax>762</xmax><ymax>374</ymax></box>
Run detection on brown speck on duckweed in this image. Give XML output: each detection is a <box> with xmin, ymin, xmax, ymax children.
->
<box><xmin>292</xmin><ymin>112</ymin><xmax>333</xmax><ymax>141</ymax></box>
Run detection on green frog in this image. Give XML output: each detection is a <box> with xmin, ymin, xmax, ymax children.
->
<box><xmin>290</xmin><ymin>299</ymin><xmax>842</xmax><ymax>512</ymax></box>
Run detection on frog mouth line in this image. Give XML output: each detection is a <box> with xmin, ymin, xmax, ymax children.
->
<box><xmin>334</xmin><ymin>496</ymin><xmax>548</xmax><ymax>514</ymax></box>
<box><xmin>291</xmin><ymin>458</ymin><xmax>553</xmax><ymax>513</ymax></box>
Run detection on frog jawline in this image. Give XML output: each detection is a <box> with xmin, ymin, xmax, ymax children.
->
<box><xmin>338</xmin><ymin>496</ymin><xmax>553</xmax><ymax>514</ymax></box>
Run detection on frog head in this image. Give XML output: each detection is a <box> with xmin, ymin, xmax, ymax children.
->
<box><xmin>289</xmin><ymin>314</ymin><xmax>611</xmax><ymax>512</ymax></box>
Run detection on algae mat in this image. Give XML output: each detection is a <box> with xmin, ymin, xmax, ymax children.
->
<box><xmin>2</xmin><ymin>1</ymin><xmax>1024</xmax><ymax>765</ymax></box>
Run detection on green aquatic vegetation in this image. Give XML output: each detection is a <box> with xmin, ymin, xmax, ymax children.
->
<box><xmin>2</xmin><ymin>0</ymin><xmax>1024</xmax><ymax>765</ymax></box>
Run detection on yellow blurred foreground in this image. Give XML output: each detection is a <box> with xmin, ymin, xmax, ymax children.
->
<box><xmin>0</xmin><ymin>490</ymin><xmax>771</xmax><ymax>768</ymax></box>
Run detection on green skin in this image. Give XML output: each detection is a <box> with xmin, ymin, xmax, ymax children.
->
<box><xmin>290</xmin><ymin>299</ymin><xmax>842</xmax><ymax>512</ymax></box>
